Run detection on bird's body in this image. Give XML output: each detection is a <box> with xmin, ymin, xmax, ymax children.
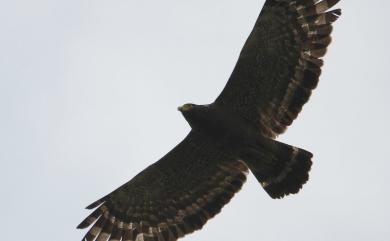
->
<box><xmin>78</xmin><ymin>0</ymin><xmax>341</xmax><ymax>240</ymax></box>
<box><xmin>180</xmin><ymin>104</ymin><xmax>262</xmax><ymax>148</ymax></box>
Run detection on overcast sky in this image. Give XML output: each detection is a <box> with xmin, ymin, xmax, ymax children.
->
<box><xmin>1</xmin><ymin>1</ymin><xmax>389</xmax><ymax>241</ymax></box>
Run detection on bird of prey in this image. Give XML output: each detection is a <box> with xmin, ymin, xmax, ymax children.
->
<box><xmin>77</xmin><ymin>0</ymin><xmax>341</xmax><ymax>240</ymax></box>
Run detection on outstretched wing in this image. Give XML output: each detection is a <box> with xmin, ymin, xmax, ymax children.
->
<box><xmin>77</xmin><ymin>131</ymin><xmax>248</xmax><ymax>241</ymax></box>
<box><xmin>216</xmin><ymin>0</ymin><xmax>341</xmax><ymax>138</ymax></box>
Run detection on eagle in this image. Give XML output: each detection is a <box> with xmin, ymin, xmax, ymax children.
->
<box><xmin>77</xmin><ymin>0</ymin><xmax>341</xmax><ymax>240</ymax></box>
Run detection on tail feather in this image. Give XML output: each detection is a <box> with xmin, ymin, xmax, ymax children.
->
<box><xmin>241</xmin><ymin>139</ymin><xmax>313</xmax><ymax>199</ymax></box>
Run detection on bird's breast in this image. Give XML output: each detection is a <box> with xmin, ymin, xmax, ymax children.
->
<box><xmin>196</xmin><ymin>107</ymin><xmax>259</xmax><ymax>148</ymax></box>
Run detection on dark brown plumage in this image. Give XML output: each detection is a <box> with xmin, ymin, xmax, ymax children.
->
<box><xmin>77</xmin><ymin>0</ymin><xmax>341</xmax><ymax>240</ymax></box>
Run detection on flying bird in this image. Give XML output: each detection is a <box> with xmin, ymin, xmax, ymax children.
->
<box><xmin>78</xmin><ymin>0</ymin><xmax>341</xmax><ymax>240</ymax></box>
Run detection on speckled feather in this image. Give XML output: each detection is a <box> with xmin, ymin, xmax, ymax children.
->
<box><xmin>78</xmin><ymin>131</ymin><xmax>248</xmax><ymax>241</ymax></box>
<box><xmin>216</xmin><ymin>0</ymin><xmax>341</xmax><ymax>138</ymax></box>
<box><xmin>78</xmin><ymin>0</ymin><xmax>341</xmax><ymax>240</ymax></box>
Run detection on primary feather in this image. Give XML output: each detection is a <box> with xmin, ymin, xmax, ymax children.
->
<box><xmin>216</xmin><ymin>0</ymin><xmax>341</xmax><ymax>138</ymax></box>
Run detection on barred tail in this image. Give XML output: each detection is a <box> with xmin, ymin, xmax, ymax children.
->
<box><xmin>241</xmin><ymin>139</ymin><xmax>313</xmax><ymax>199</ymax></box>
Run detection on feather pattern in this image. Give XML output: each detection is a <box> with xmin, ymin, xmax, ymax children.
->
<box><xmin>216</xmin><ymin>0</ymin><xmax>341</xmax><ymax>138</ymax></box>
<box><xmin>78</xmin><ymin>132</ymin><xmax>248</xmax><ymax>241</ymax></box>
<box><xmin>78</xmin><ymin>0</ymin><xmax>342</xmax><ymax>239</ymax></box>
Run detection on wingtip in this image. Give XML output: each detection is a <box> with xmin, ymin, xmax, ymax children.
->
<box><xmin>85</xmin><ymin>203</ymin><xmax>98</xmax><ymax>210</ymax></box>
<box><xmin>77</xmin><ymin>219</ymin><xmax>93</xmax><ymax>229</ymax></box>
<box><xmin>333</xmin><ymin>8</ymin><xmax>342</xmax><ymax>16</ymax></box>
<box><xmin>85</xmin><ymin>198</ymin><xmax>106</xmax><ymax>210</ymax></box>
<box><xmin>76</xmin><ymin>223</ymin><xmax>86</xmax><ymax>229</ymax></box>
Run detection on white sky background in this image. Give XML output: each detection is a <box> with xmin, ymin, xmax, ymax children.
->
<box><xmin>1</xmin><ymin>0</ymin><xmax>389</xmax><ymax>240</ymax></box>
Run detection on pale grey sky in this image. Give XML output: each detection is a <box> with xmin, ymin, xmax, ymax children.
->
<box><xmin>1</xmin><ymin>1</ymin><xmax>389</xmax><ymax>241</ymax></box>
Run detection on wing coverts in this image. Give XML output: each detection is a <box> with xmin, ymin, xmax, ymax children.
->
<box><xmin>78</xmin><ymin>132</ymin><xmax>248</xmax><ymax>241</ymax></box>
<box><xmin>217</xmin><ymin>0</ymin><xmax>341</xmax><ymax>138</ymax></box>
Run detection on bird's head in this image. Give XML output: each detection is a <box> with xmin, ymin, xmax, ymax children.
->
<box><xmin>178</xmin><ymin>103</ymin><xmax>196</xmax><ymax>113</ymax></box>
<box><xmin>178</xmin><ymin>103</ymin><xmax>211</xmax><ymax>129</ymax></box>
